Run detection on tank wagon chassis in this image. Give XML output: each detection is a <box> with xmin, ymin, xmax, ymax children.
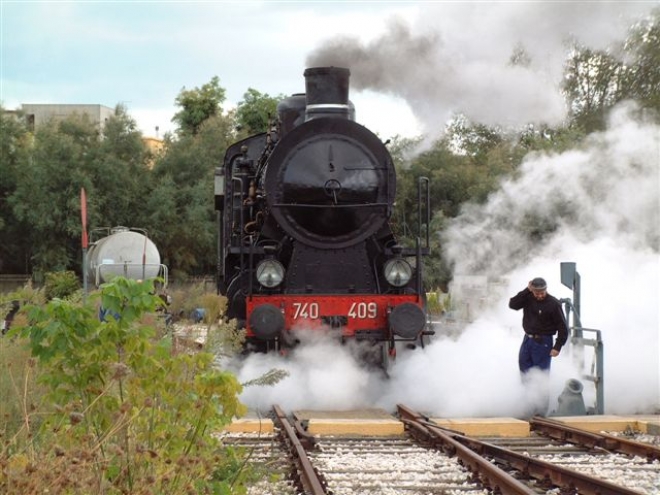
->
<box><xmin>215</xmin><ymin>67</ymin><xmax>433</xmax><ymax>368</ymax></box>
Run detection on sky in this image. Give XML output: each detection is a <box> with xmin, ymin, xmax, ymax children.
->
<box><xmin>3</xmin><ymin>1</ymin><xmax>659</xmax><ymax>416</ymax></box>
<box><xmin>1</xmin><ymin>1</ymin><xmax>656</xmax><ymax>140</ymax></box>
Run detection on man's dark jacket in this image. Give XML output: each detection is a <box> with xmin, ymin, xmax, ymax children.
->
<box><xmin>509</xmin><ymin>288</ymin><xmax>569</xmax><ymax>352</ymax></box>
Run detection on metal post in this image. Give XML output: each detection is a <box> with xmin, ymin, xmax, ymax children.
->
<box><xmin>594</xmin><ymin>330</ymin><xmax>605</xmax><ymax>414</ymax></box>
<box><xmin>560</xmin><ymin>262</ymin><xmax>582</xmax><ymax>336</ymax></box>
<box><xmin>417</xmin><ymin>177</ymin><xmax>430</xmax><ymax>250</ymax></box>
<box><xmin>82</xmin><ymin>248</ymin><xmax>88</xmax><ymax>302</ymax></box>
<box><xmin>80</xmin><ymin>188</ymin><xmax>89</xmax><ymax>303</ymax></box>
<box><xmin>560</xmin><ymin>262</ymin><xmax>605</xmax><ymax>414</ymax></box>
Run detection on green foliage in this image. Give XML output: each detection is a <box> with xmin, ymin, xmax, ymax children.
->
<box><xmin>2</xmin><ymin>278</ymin><xmax>249</xmax><ymax>494</ymax></box>
<box><xmin>96</xmin><ymin>106</ymin><xmax>152</xmax><ymax>227</ymax></box>
<box><xmin>0</xmin><ymin>284</ymin><xmax>49</xmax><ymax>447</ymax></box>
<box><xmin>149</xmin><ymin>113</ymin><xmax>233</xmax><ymax>275</ymax></box>
<box><xmin>0</xmin><ymin>109</ymin><xmax>31</xmax><ymax>272</ymax></box>
<box><xmin>235</xmin><ymin>88</ymin><xmax>281</xmax><ymax>135</ymax></box>
<box><xmin>0</xmin><ymin>340</ymin><xmax>48</xmax><ymax>453</ymax></box>
<box><xmin>620</xmin><ymin>8</ymin><xmax>660</xmax><ymax>116</ymax></box>
<box><xmin>240</xmin><ymin>368</ymin><xmax>290</xmax><ymax>388</ymax></box>
<box><xmin>563</xmin><ymin>46</ymin><xmax>625</xmax><ymax>132</ymax></box>
<box><xmin>425</xmin><ymin>290</ymin><xmax>449</xmax><ymax>316</ymax></box>
<box><xmin>8</xmin><ymin>114</ymin><xmax>99</xmax><ymax>274</ymax></box>
<box><xmin>2</xmin><ymin>107</ymin><xmax>151</xmax><ymax>277</ymax></box>
<box><xmin>172</xmin><ymin>76</ymin><xmax>226</xmax><ymax>136</ymax></box>
<box><xmin>445</xmin><ymin>115</ymin><xmax>504</xmax><ymax>161</ymax></box>
<box><xmin>43</xmin><ymin>270</ymin><xmax>81</xmax><ymax>300</ymax></box>
<box><xmin>562</xmin><ymin>9</ymin><xmax>660</xmax><ymax>132</ymax></box>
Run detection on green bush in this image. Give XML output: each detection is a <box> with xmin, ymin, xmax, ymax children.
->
<box><xmin>43</xmin><ymin>270</ymin><xmax>80</xmax><ymax>300</ymax></box>
<box><xmin>1</xmin><ymin>277</ymin><xmax>251</xmax><ymax>494</ymax></box>
<box><xmin>426</xmin><ymin>290</ymin><xmax>450</xmax><ymax>317</ymax></box>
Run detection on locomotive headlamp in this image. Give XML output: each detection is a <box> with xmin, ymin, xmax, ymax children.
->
<box><xmin>384</xmin><ymin>258</ymin><xmax>412</xmax><ymax>287</ymax></box>
<box><xmin>256</xmin><ymin>259</ymin><xmax>285</xmax><ymax>288</ymax></box>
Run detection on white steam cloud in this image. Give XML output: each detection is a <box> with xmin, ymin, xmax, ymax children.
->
<box><xmin>231</xmin><ymin>103</ymin><xmax>658</xmax><ymax>417</ymax></box>
<box><xmin>443</xmin><ymin>103</ymin><xmax>659</xmax><ymax>276</ymax></box>
<box><xmin>306</xmin><ymin>3</ymin><xmax>654</xmax><ymax>133</ymax></box>
<box><xmin>228</xmin><ymin>332</ymin><xmax>385</xmax><ymax>414</ymax></box>
<box><xmin>437</xmin><ymin>102</ymin><xmax>659</xmax><ymax>415</ymax></box>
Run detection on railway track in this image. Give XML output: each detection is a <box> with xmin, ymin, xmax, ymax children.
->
<box><xmin>219</xmin><ymin>405</ymin><xmax>660</xmax><ymax>494</ymax></box>
<box><xmin>303</xmin><ymin>433</ymin><xmax>485</xmax><ymax>494</ymax></box>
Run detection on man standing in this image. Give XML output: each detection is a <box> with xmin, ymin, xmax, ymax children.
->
<box><xmin>509</xmin><ymin>277</ymin><xmax>569</xmax><ymax>375</ymax></box>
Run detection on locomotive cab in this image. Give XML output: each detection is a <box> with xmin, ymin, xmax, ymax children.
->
<box><xmin>216</xmin><ymin>67</ymin><xmax>432</xmax><ymax>366</ymax></box>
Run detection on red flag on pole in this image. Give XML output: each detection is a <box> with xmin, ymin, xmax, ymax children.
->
<box><xmin>81</xmin><ymin>188</ymin><xmax>88</xmax><ymax>249</ymax></box>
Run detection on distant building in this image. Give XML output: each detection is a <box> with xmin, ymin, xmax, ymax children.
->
<box><xmin>17</xmin><ymin>104</ymin><xmax>165</xmax><ymax>167</ymax></box>
<box><xmin>21</xmin><ymin>104</ymin><xmax>114</xmax><ymax>132</ymax></box>
<box><xmin>142</xmin><ymin>136</ymin><xmax>165</xmax><ymax>169</ymax></box>
<box><xmin>142</xmin><ymin>136</ymin><xmax>165</xmax><ymax>155</ymax></box>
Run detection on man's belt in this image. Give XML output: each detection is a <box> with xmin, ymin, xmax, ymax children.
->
<box><xmin>526</xmin><ymin>333</ymin><xmax>547</xmax><ymax>342</ymax></box>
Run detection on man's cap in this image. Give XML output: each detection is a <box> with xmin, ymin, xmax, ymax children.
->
<box><xmin>531</xmin><ymin>277</ymin><xmax>547</xmax><ymax>290</ymax></box>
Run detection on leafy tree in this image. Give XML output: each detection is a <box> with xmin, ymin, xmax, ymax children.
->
<box><xmin>9</xmin><ymin>114</ymin><xmax>101</xmax><ymax>276</ymax></box>
<box><xmin>389</xmin><ymin>135</ymin><xmax>427</xmax><ymax>240</ymax></box>
<box><xmin>172</xmin><ymin>76</ymin><xmax>226</xmax><ymax>136</ymax></box>
<box><xmin>445</xmin><ymin>115</ymin><xmax>504</xmax><ymax>161</ymax></box>
<box><xmin>0</xmin><ymin>108</ymin><xmax>31</xmax><ymax>273</ymax></box>
<box><xmin>235</xmin><ymin>88</ymin><xmax>282</xmax><ymax>135</ymax></box>
<box><xmin>95</xmin><ymin>106</ymin><xmax>152</xmax><ymax>227</ymax></box>
<box><xmin>149</xmin><ymin>114</ymin><xmax>234</xmax><ymax>276</ymax></box>
<box><xmin>563</xmin><ymin>46</ymin><xmax>625</xmax><ymax>132</ymax></box>
<box><xmin>6</xmin><ymin>108</ymin><xmax>152</xmax><ymax>279</ymax></box>
<box><xmin>563</xmin><ymin>9</ymin><xmax>660</xmax><ymax>131</ymax></box>
<box><xmin>620</xmin><ymin>8</ymin><xmax>660</xmax><ymax>116</ymax></box>
<box><xmin>393</xmin><ymin>128</ymin><xmax>521</xmax><ymax>288</ymax></box>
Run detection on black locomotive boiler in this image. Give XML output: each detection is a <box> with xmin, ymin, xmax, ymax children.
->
<box><xmin>215</xmin><ymin>67</ymin><xmax>432</xmax><ymax>366</ymax></box>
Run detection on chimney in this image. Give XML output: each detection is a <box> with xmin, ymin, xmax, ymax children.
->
<box><xmin>304</xmin><ymin>67</ymin><xmax>352</xmax><ymax>121</ymax></box>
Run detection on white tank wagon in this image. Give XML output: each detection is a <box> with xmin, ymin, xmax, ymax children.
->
<box><xmin>87</xmin><ymin>227</ymin><xmax>168</xmax><ymax>287</ymax></box>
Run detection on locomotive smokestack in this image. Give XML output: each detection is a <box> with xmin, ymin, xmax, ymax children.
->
<box><xmin>304</xmin><ymin>67</ymin><xmax>352</xmax><ymax>121</ymax></box>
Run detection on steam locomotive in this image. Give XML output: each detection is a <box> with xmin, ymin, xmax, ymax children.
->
<box><xmin>215</xmin><ymin>67</ymin><xmax>432</xmax><ymax>367</ymax></box>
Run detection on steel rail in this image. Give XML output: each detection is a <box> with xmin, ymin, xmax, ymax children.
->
<box><xmin>398</xmin><ymin>405</ymin><xmax>647</xmax><ymax>495</ymax></box>
<box><xmin>272</xmin><ymin>405</ymin><xmax>327</xmax><ymax>495</ymax></box>
<box><xmin>530</xmin><ymin>416</ymin><xmax>660</xmax><ymax>461</ymax></box>
<box><xmin>397</xmin><ymin>404</ymin><xmax>535</xmax><ymax>495</ymax></box>
<box><xmin>449</xmin><ymin>431</ymin><xmax>645</xmax><ymax>495</ymax></box>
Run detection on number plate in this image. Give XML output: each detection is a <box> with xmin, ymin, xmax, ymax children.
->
<box><xmin>291</xmin><ymin>301</ymin><xmax>378</xmax><ymax>320</ymax></box>
<box><xmin>246</xmin><ymin>294</ymin><xmax>423</xmax><ymax>335</ymax></box>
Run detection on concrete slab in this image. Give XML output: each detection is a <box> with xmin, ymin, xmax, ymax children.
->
<box><xmin>305</xmin><ymin>419</ymin><xmax>404</xmax><ymax>436</ymax></box>
<box><xmin>223</xmin><ymin>417</ymin><xmax>274</xmax><ymax>434</ymax></box>
<box><xmin>637</xmin><ymin>415</ymin><xmax>660</xmax><ymax>435</ymax></box>
<box><xmin>294</xmin><ymin>409</ymin><xmax>397</xmax><ymax>420</ymax></box>
<box><xmin>221</xmin><ymin>410</ymin><xmax>660</xmax><ymax>437</ymax></box>
<box><xmin>552</xmin><ymin>415</ymin><xmax>645</xmax><ymax>433</ymax></box>
<box><xmin>430</xmin><ymin>417</ymin><xmax>530</xmax><ymax>437</ymax></box>
<box><xmin>295</xmin><ymin>409</ymin><xmax>403</xmax><ymax>436</ymax></box>
<box><xmin>223</xmin><ymin>411</ymin><xmax>274</xmax><ymax>434</ymax></box>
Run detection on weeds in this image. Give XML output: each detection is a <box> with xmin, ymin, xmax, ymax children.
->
<box><xmin>0</xmin><ymin>277</ymin><xmax>251</xmax><ymax>494</ymax></box>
